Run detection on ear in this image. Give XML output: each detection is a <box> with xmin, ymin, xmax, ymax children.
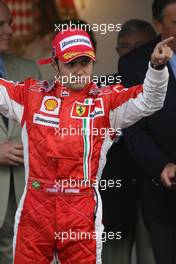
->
<box><xmin>153</xmin><ymin>19</ymin><xmax>163</xmax><ymax>34</ymax></box>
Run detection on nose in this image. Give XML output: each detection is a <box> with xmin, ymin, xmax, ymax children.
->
<box><xmin>74</xmin><ymin>64</ymin><xmax>85</xmax><ymax>76</ymax></box>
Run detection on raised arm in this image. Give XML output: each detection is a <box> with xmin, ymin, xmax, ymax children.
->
<box><xmin>109</xmin><ymin>37</ymin><xmax>173</xmax><ymax>130</ymax></box>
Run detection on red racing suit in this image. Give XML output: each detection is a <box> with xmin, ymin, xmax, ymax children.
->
<box><xmin>0</xmin><ymin>64</ymin><xmax>168</xmax><ymax>264</ymax></box>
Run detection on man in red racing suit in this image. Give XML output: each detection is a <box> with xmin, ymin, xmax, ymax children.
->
<box><xmin>0</xmin><ymin>28</ymin><xmax>173</xmax><ymax>264</ymax></box>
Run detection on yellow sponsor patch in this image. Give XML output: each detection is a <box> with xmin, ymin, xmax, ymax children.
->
<box><xmin>63</xmin><ymin>51</ymin><xmax>95</xmax><ymax>60</ymax></box>
<box><xmin>76</xmin><ymin>105</ymin><xmax>86</xmax><ymax>116</ymax></box>
<box><xmin>40</xmin><ymin>96</ymin><xmax>61</xmax><ymax>115</ymax></box>
<box><xmin>44</xmin><ymin>99</ymin><xmax>58</xmax><ymax>111</ymax></box>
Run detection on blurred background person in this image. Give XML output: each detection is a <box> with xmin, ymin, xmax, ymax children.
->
<box><xmin>101</xmin><ymin>19</ymin><xmax>156</xmax><ymax>264</ymax></box>
<box><xmin>118</xmin><ymin>1</ymin><xmax>176</xmax><ymax>264</ymax></box>
<box><xmin>23</xmin><ymin>0</ymin><xmax>61</xmax><ymax>80</ymax></box>
<box><xmin>0</xmin><ymin>1</ymin><xmax>41</xmax><ymax>263</ymax></box>
<box><xmin>98</xmin><ymin>19</ymin><xmax>156</xmax><ymax>87</ymax></box>
<box><xmin>117</xmin><ymin>19</ymin><xmax>157</xmax><ymax>56</ymax></box>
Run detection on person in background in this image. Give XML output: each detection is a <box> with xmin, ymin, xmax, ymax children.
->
<box><xmin>98</xmin><ymin>19</ymin><xmax>156</xmax><ymax>87</ymax></box>
<box><xmin>118</xmin><ymin>1</ymin><xmax>176</xmax><ymax>264</ymax></box>
<box><xmin>0</xmin><ymin>1</ymin><xmax>41</xmax><ymax>263</ymax></box>
<box><xmin>23</xmin><ymin>0</ymin><xmax>61</xmax><ymax>80</ymax></box>
<box><xmin>101</xmin><ymin>19</ymin><xmax>157</xmax><ymax>264</ymax></box>
<box><xmin>117</xmin><ymin>19</ymin><xmax>157</xmax><ymax>56</ymax></box>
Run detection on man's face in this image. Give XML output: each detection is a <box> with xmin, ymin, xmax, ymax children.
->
<box><xmin>57</xmin><ymin>56</ymin><xmax>94</xmax><ymax>90</ymax></box>
<box><xmin>117</xmin><ymin>31</ymin><xmax>154</xmax><ymax>57</ymax></box>
<box><xmin>154</xmin><ymin>3</ymin><xmax>176</xmax><ymax>52</ymax></box>
<box><xmin>0</xmin><ymin>2</ymin><xmax>13</xmax><ymax>53</ymax></box>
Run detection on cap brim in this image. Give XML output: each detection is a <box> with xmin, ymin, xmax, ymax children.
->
<box><xmin>38</xmin><ymin>52</ymin><xmax>96</xmax><ymax>65</ymax></box>
<box><xmin>38</xmin><ymin>57</ymin><xmax>53</xmax><ymax>65</ymax></box>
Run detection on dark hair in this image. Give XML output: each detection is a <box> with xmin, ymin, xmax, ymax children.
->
<box><xmin>152</xmin><ymin>0</ymin><xmax>176</xmax><ymax>20</ymax></box>
<box><xmin>55</xmin><ymin>19</ymin><xmax>97</xmax><ymax>52</ymax></box>
<box><xmin>118</xmin><ymin>19</ymin><xmax>156</xmax><ymax>42</ymax></box>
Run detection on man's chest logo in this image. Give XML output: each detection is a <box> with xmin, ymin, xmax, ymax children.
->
<box><xmin>33</xmin><ymin>96</ymin><xmax>61</xmax><ymax>128</ymax></box>
<box><xmin>76</xmin><ymin>105</ymin><xmax>87</xmax><ymax>116</ymax></box>
<box><xmin>44</xmin><ymin>99</ymin><xmax>58</xmax><ymax>111</ymax></box>
<box><xmin>40</xmin><ymin>96</ymin><xmax>61</xmax><ymax>115</ymax></box>
<box><xmin>71</xmin><ymin>98</ymin><xmax>104</xmax><ymax>119</ymax></box>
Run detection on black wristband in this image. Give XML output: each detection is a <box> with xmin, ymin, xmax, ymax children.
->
<box><xmin>150</xmin><ymin>62</ymin><xmax>166</xmax><ymax>70</ymax></box>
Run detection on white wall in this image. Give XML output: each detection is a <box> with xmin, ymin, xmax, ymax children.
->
<box><xmin>75</xmin><ymin>0</ymin><xmax>153</xmax><ymax>75</ymax></box>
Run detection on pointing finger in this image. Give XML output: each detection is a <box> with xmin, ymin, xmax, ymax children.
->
<box><xmin>157</xmin><ymin>36</ymin><xmax>174</xmax><ymax>50</ymax></box>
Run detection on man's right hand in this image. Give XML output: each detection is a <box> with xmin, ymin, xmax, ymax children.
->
<box><xmin>151</xmin><ymin>37</ymin><xmax>174</xmax><ymax>66</ymax></box>
<box><xmin>0</xmin><ymin>140</ymin><xmax>24</xmax><ymax>166</ymax></box>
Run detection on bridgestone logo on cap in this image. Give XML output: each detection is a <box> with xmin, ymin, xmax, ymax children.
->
<box><xmin>60</xmin><ymin>35</ymin><xmax>92</xmax><ymax>51</ymax></box>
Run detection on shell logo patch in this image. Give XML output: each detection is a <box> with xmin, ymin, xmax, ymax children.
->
<box><xmin>44</xmin><ymin>99</ymin><xmax>58</xmax><ymax>111</ymax></box>
<box><xmin>40</xmin><ymin>96</ymin><xmax>61</xmax><ymax>115</ymax></box>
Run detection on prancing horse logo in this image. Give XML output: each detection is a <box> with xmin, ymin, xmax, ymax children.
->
<box><xmin>76</xmin><ymin>105</ymin><xmax>86</xmax><ymax>116</ymax></box>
